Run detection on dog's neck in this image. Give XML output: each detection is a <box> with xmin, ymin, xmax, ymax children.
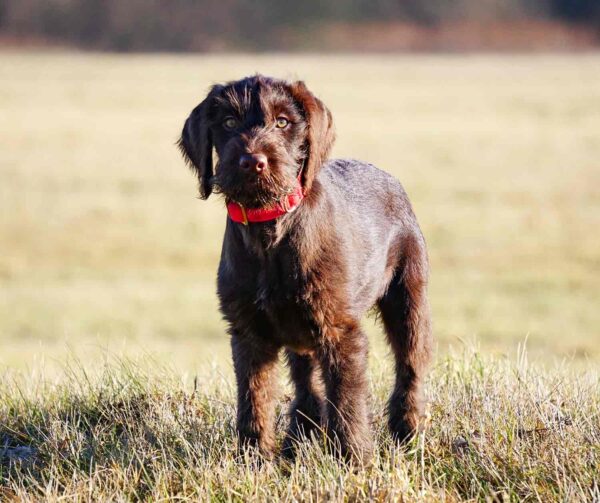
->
<box><xmin>236</xmin><ymin>205</ymin><xmax>302</xmax><ymax>253</ymax></box>
<box><xmin>233</xmin><ymin>181</ymin><xmax>325</xmax><ymax>256</ymax></box>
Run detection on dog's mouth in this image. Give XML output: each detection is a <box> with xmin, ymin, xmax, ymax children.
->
<box><xmin>213</xmin><ymin>163</ymin><xmax>298</xmax><ymax>209</ymax></box>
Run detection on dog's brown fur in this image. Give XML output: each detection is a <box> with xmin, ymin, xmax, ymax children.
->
<box><xmin>179</xmin><ymin>75</ymin><xmax>432</xmax><ymax>462</ymax></box>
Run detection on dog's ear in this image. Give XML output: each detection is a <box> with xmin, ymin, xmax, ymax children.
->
<box><xmin>178</xmin><ymin>86</ymin><xmax>221</xmax><ymax>200</ymax></box>
<box><xmin>288</xmin><ymin>81</ymin><xmax>335</xmax><ymax>194</ymax></box>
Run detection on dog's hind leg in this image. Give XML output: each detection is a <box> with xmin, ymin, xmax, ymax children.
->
<box><xmin>377</xmin><ymin>232</ymin><xmax>433</xmax><ymax>442</ymax></box>
<box><xmin>281</xmin><ymin>350</ymin><xmax>325</xmax><ymax>458</ymax></box>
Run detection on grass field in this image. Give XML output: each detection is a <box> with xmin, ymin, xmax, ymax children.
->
<box><xmin>1</xmin><ymin>52</ymin><xmax>599</xmax><ymax>500</ymax></box>
<box><xmin>1</xmin><ymin>349</ymin><xmax>598</xmax><ymax>501</ymax></box>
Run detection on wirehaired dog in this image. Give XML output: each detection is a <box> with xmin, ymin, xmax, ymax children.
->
<box><xmin>178</xmin><ymin>75</ymin><xmax>432</xmax><ymax>462</ymax></box>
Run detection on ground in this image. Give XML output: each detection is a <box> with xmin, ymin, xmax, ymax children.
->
<box><xmin>0</xmin><ymin>52</ymin><xmax>599</xmax><ymax>501</ymax></box>
<box><xmin>1</xmin><ymin>350</ymin><xmax>598</xmax><ymax>501</ymax></box>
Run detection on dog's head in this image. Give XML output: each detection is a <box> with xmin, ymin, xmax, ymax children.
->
<box><xmin>178</xmin><ymin>75</ymin><xmax>335</xmax><ymax>208</ymax></box>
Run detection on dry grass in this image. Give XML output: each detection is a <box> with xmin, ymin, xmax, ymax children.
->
<box><xmin>1</xmin><ymin>349</ymin><xmax>598</xmax><ymax>501</ymax></box>
<box><xmin>0</xmin><ymin>51</ymin><xmax>599</xmax><ymax>501</ymax></box>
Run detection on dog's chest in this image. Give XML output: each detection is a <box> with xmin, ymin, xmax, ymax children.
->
<box><xmin>255</xmin><ymin>251</ymin><xmax>317</xmax><ymax>347</ymax></box>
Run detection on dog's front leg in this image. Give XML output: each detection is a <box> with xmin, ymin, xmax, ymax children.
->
<box><xmin>281</xmin><ymin>350</ymin><xmax>326</xmax><ymax>459</ymax></box>
<box><xmin>231</xmin><ymin>333</ymin><xmax>280</xmax><ymax>458</ymax></box>
<box><xmin>318</xmin><ymin>324</ymin><xmax>372</xmax><ymax>463</ymax></box>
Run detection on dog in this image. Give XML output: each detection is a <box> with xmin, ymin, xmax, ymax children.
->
<box><xmin>178</xmin><ymin>75</ymin><xmax>432</xmax><ymax>462</ymax></box>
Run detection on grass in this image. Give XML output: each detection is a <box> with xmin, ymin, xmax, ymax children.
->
<box><xmin>1</xmin><ymin>348</ymin><xmax>598</xmax><ymax>501</ymax></box>
<box><xmin>1</xmin><ymin>51</ymin><xmax>599</xmax><ymax>500</ymax></box>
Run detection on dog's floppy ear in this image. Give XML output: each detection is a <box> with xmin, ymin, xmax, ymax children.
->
<box><xmin>289</xmin><ymin>81</ymin><xmax>335</xmax><ymax>194</ymax></box>
<box><xmin>178</xmin><ymin>86</ymin><xmax>221</xmax><ymax>200</ymax></box>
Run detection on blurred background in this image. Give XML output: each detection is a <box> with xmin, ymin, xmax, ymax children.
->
<box><xmin>1</xmin><ymin>1</ymin><xmax>599</xmax><ymax>374</ymax></box>
<box><xmin>1</xmin><ymin>0</ymin><xmax>599</xmax><ymax>51</ymax></box>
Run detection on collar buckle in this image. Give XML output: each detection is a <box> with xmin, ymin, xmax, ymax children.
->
<box><xmin>239</xmin><ymin>204</ymin><xmax>249</xmax><ymax>225</ymax></box>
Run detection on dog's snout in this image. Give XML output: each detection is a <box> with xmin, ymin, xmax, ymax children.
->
<box><xmin>239</xmin><ymin>153</ymin><xmax>268</xmax><ymax>174</ymax></box>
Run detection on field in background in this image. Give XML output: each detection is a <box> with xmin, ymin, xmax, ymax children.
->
<box><xmin>1</xmin><ymin>52</ymin><xmax>600</xmax><ymax>374</ymax></box>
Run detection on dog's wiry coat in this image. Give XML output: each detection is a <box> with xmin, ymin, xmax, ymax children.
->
<box><xmin>179</xmin><ymin>75</ymin><xmax>432</xmax><ymax>462</ymax></box>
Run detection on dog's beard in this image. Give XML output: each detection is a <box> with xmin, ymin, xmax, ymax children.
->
<box><xmin>212</xmin><ymin>163</ymin><xmax>298</xmax><ymax>208</ymax></box>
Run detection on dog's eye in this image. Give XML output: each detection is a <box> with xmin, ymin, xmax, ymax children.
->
<box><xmin>275</xmin><ymin>117</ymin><xmax>289</xmax><ymax>129</ymax></box>
<box><xmin>223</xmin><ymin>117</ymin><xmax>238</xmax><ymax>130</ymax></box>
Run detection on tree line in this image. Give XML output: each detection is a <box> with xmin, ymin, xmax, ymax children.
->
<box><xmin>0</xmin><ymin>0</ymin><xmax>598</xmax><ymax>51</ymax></box>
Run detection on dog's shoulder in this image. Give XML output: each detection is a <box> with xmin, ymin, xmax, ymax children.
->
<box><xmin>318</xmin><ymin>158</ymin><xmax>417</xmax><ymax>227</ymax></box>
<box><xmin>320</xmin><ymin>158</ymin><xmax>408</xmax><ymax>200</ymax></box>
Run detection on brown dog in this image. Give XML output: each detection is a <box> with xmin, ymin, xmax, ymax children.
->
<box><xmin>179</xmin><ymin>75</ymin><xmax>432</xmax><ymax>462</ymax></box>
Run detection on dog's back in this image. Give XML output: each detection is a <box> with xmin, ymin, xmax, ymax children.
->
<box><xmin>318</xmin><ymin>158</ymin><xmax>425</xmax><ymax>314</ymax></box>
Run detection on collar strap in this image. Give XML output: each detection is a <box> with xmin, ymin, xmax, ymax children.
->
<box><xmin>226</xmin><ymin>178</ymin><xmax>304</xmax><ymax>225</ymax></box>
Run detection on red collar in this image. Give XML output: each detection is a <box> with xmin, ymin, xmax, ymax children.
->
<box><xmin>226</xmin><ymin>178</ymin><xmax>304</xmax><ymax>225</ymax></box>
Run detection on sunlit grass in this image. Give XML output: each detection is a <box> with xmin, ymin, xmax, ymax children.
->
<box><xmin>1</xmin><ymin>349</ymin><xmax>598</xmax><ymax>501</ymax></box>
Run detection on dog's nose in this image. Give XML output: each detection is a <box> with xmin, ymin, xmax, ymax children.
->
<box><xmin>239</xmin><ymin>153</ymin><xmax>268</xmax><ymax>173</ymax></box>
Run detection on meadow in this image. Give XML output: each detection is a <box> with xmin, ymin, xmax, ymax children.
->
<box><xmin>1</xmin><ymin>52</ymin><xmax>599</xmax><ymax>500</ymax></box>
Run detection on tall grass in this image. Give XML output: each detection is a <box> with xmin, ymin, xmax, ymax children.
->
<box><xmin>1</xmin><ymin>349</ymin><xmax>598</xmax><ymax>501</ymax></box>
